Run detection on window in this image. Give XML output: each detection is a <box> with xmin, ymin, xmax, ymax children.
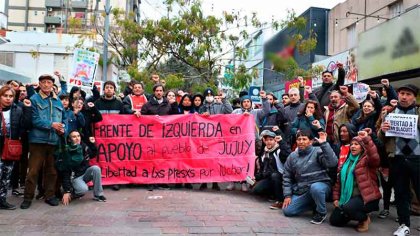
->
<box><xmin>0</xmin><ymin>53</ymin><xmax>14</xmax><ymax>67</ymax></box>
<box><xmin>347</xmin><ymin>23</ymin><xmax>356</xmax><ymax>49</ymax></box>
<box><xmin>253</xmin><ymin>33</ymin><xmax>263</xmax><ymax>55</ymax></box>
<box><xmin>34</xmin><ymin>11</ymin><xmax>37</xmax><ymax>16</ymax></box>
<box><xmin>389</xmin><ymin>1</ymin><xmax>403</xmax><ymax>18</ymax></box>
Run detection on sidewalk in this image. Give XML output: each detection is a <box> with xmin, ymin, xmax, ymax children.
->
<box><xmin>0</xmin><ymin>185</ymin><xmax>418</xmax><ymax>235</ymax></box>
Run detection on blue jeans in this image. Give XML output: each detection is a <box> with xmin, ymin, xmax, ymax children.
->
<box><xmin>72</xmin><ymin>166</ymin><xmax>104</xmax><ymax>197</ymax></box>
<box><xmin>283</xmin><ymin>182</ymin><xmax>331</xmax><ymax>216</ymax></box>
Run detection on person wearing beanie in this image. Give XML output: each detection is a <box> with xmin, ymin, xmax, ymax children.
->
<box><xmin>330</xmin><ymin>130</ymin><xmax>381</xmax><ymax>232</ymax></box>
<box><xmin>227</xmin><ymin>91</ymin><xmax>270</xmax><ymax>192</ymax></box>
<box><xmin>379</xmin><ymin>84</ymin><xmax>419</xmax><ymax>236</ymax></box>
<box><xmin>21</xmin><ymin>74</ymin><xmax>65</xmax><ymax>209</ymax></box>
<box><xmin>252</xmin><ymin>130</ymin><xmax>291</xmax><ymax>210</ymax></box>
<box><xmin>282</xmin><ymin>130</ymin><xmax>337</xmax><ymax>224</ymax></box>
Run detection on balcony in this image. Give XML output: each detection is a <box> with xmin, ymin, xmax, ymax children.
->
<box><xmin>44</xmin><ymin>16</ymin><xmax>62</xmax><ymax>25</ymax></box>
<box><xmin>45</xmin><ymin>0</ymin><xmax>62</xmax><ymax>8</ymax></box>
<box><xmin>71</xmin><ymin>1</ymin><xmax>88</xmax><ymax>9</ymax></box>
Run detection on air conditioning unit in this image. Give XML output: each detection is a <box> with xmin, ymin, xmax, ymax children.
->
<box><xmin>47</xmin><ymin>8</ymin><xmax>53</xmax><ymax>12</ymax></box>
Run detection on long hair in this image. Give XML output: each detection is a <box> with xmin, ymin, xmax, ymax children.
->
<box><xmin>297</xmin><ymin>100</ymin><xmax>323</xmax><ymax>120</ymax></box>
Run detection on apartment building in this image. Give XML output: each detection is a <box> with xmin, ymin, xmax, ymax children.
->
<box><xmin>4</xmin><ymin>0</ymin><xmax>140</xmax><ymax>33</ymax></box>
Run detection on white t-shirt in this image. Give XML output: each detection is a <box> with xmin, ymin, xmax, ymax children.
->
<box><xmin>2</xmin><ymin>110</ymin><xmax>11</xmax><ymax>134</ymax></box>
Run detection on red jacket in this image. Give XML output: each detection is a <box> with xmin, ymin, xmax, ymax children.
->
<box><xmin>333</xmin><ymin>135</ymin><xmax>382</xmax><ymax>204</ymax></box>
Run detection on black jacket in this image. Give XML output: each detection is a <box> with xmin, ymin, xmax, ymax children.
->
<box><xmin>81</xmin><ymin>105</ymin><xmax>102</xmax><ymax>143</ymax></box>
<box><xmin>312</xmin><ymin>67</ymin><xmax>345</xmax><ymax>111</ymax></box>
<box><xmin>94</xmin><ymin>96</ymin><xmax>123</xmax><ymax>114</ymax></box>
<box><xmin>60</xmin><ymin>141</ymin><xmax>98</xmax><ymax>193</ymax></box>
<box><xmin>141</xmin><ymin>97</ymin><xmax>179</xmax><ymax>115</ymax></box>
<box><xmin>0</xmin><ymin>104</ymin><xmax>32</xmax><ymax>153</ymax></box>
<box><xmin>255</xmin><ymin>140</ymin><xmax>291</xmax><ymax>181</ymax></box>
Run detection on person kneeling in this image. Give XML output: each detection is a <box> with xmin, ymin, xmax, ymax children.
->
<box><xmin>59</xmin><ymin>130</ymin><xmax>106</xmax><ymax>205</ymax></box>
<box><xmin>282</xmin><ymin>130</ymin><xmax>338</xmax><ymax>224</ymax></box>
<box><xmin>329</xmin><ymin>129</ymin><xmax>381</xmax><ymax>232</ymax></box>
<box><xmin>252</xmin><ymin>130</ymin><xmax>291</xmax><ymax>210</ymax></box>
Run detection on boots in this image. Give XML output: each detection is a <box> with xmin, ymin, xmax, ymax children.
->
<box><xmin>356</xmin><ymin>215</ymin><xmax>371</xmax><ymax>232</ymax></box>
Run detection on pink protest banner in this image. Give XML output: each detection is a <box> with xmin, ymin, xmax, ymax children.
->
<box><xmin>285</xmin><ymin>78</ymin><xmax>312</xmax><ymax>99</ymax></box>
<box><xmin>90</xmin><ymin>114</ymin><xmax>256</xmax><ymax>185</ymax></box>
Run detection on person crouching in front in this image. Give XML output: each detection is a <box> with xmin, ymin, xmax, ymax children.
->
<box><xmin>60</xmin><ymin>130</ymin><xmax>106</xmax><ymax>205</ymax></box>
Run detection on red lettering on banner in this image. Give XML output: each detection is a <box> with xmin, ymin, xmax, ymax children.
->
<box><xmin>90</xmin><ymin>114</ymin><xmax>256</xmax><ymax>185</ymax></box>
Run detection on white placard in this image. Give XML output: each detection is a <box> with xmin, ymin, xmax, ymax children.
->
<box><xmin>385</xmin><ymin>113</ymin><xmax>418</xmax><ymax>139</ymax></box>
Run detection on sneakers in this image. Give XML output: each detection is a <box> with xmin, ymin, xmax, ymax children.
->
<box><xmin>226</xmin><ymin>182</ymin><xmax>235</xmax><ymax>191</ymax></box>
<box><xmin>45</xmin><ymin>196</ymin><xmax>59</xmax><ymax>206</ymax></box>
<box><xmin>378</xmin><ymin>209</ymin><xmax>390</xmax><ymax>219</ymax></box>
<box><xmin>20</xmin><ymin>200</ymin><xmax>32</xmax><ymax>209</ymax></box>
<box><xmin>93</xmin><ymin>195</ymin><xmax>107</xmax><ymax>202</ymax></box>
<box><xmin>12</xmin><ymin>189</ymin><xmax>23</xmax><ymax>197</ymax></box>
<box><xmin>0</xmin><ymin>200</ymin><xmax>16</xmax><ymax>210</ymax></box>
<box><xmin>310</xmin><ymin>212</ymin><xmax>327</xmax><ymax>225</ymax></box>
<box><xmin>269</xmin><ymin>201</ymin><xmax>283</xmax><ymax>210</ymax></box>
<box><xmin>241</xmin><ymin>183</ymin><xmax>249</xmax><ymax>192</ymax></box>
<box><xmin>393</xmin><ymin>224</ymin><xmax>410</xmax><ymax>236</ymax></box>
<box><xmin>35</xmin><ymin>193</ymin><xmax>45</xmax><ymax>200</ymax></box>
<box><xmin>356</xmin><ymin>215</ymin><xmax>371</xmax><ymax>232</ymax></box>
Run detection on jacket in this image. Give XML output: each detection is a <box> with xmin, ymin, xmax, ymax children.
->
<box><xmin>323</xmin><ymin>94</ymin><xmax>359</xmax><ymax>144</ymax></box>
<box><xmin>29</xmin><ymin>91</ymin><xmax>65</xmax><ymax>145</ymax></box>
<box><xmin>378</xmin><ymin>104</ymin><xmax>420</xmax><ymax>158</ymax></box>
<box><xmin>0</xmin><ymin>103</ymin><xmax>32</xmax><ymax>152</ymax></box>
<box><xmin>291</xmin><ymin>115</ymin><xmax>325</xmax><ymax>139</ymax></box>
<box><xmin>311</xmin><ymin>67</ymin><xmax>345</xmax><ymax>111</ymax></box>
<box><xmin>122</xmin><ymin>94</ymin><xmax>148</xmax><ymax>114</ymax></box>
<box><xmin>94</xmin><ymin>96</ymin><xmax>123</xmax><ymax>114</ymax></box>
<box><xmin>141</xmin><ymin>97</ymin><xmax>179</xmax><ymax>115</ymax></box>
<box><xmin>283</xmin><ymin>142</ymin><xmax>338</xmax><ymax>197</ymax></box>
<box><xmin>81</xmin><ymin>105</ymin><xmax>102</xmax><ymax>143</ymax></box>
<box><xmin>232</xmin><ymin>98</ymin><xmax>270</xmax><ymax>131</ymax></box>
<box><xmin>64</xmin><ymin>109</ymin><xmax>85</xmax><ymax>136</ymax></box>
<box><xmin>199</xmin><ymin>98</ymin><xmax>233</xmax><ymax>115</ymax></box>
<box><xmin>60</xmin><ymin>141</ymin><xmax>98</xmax><ymax>193</ymax></box>
<box><xmin>255</xmin><ymin>140</ymin><xmax>291</xmax><ymax>181</ymax></box>
<box><xmin>351</xmin><ymin>96</ymin><xmax>382</xmax><ymax>133</ymax></box>
<box><xmin>333</xmin><ymin>135</ymin><xmax>382</xmax><ymax>204</ymax></box>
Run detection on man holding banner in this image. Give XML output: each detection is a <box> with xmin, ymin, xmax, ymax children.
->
<box><xmin>378</xmin><ymin>84</ymin><xmax>419</xmax><ymax>236</ymax></box>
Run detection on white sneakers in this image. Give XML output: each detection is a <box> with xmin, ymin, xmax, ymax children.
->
<box><xmin>393</xmin><ymin>224</ymin><xmax>410</xmax><ymax>236</ymax></box>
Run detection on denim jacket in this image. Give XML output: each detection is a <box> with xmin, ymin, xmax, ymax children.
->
<box><xmin>29</xmin><ymin>91</ymin><xmax>65</xmax><ymax>145</ymax></box>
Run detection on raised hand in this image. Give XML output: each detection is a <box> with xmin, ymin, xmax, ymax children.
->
<box><xmin>315</xmin><ymin>131</ymin><xmax>327</xmax><ymax>144</ymax></box>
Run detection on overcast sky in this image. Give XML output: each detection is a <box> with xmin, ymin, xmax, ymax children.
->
<box><xmin>141</xmin><ymin>0</ymin><xmax>346</xmax><ymax>23</ymax></box>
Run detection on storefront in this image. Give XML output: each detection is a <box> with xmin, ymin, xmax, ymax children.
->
<box><xmin>357</xmin><ymin>6</ymin><xmax>420</xmax><ymax>100</ymax></box>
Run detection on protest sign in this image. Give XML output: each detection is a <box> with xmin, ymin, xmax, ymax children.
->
<box><xmin>285</xmin><ymin>78</ymin><xmax>312</xmax><ymax>99</ymax></box>
<box><xmin>385</xmin><ymin>113</ymin><xmax>419</xmax><ymax>139</ymax></box>
<box><xmin>91</xmin><ymin>114</ymin><xmax>256</xmax><ymax>185</ymax></box>
<box><xmin>69</xmin><ymin>48</ymin><xmax>100</xmax><ymax>88</ymax></box>
<box><xmin>353</xmin><ymin>83</ymin><xmax>370</xmax><ymax>103</ymax></box>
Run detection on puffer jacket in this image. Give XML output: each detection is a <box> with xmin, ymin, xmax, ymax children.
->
<box><xmin>333</xmin><ymin>135</ymin><xmax>382</xmax><ymax>204</ymax></box>
<box><xmin>29</xmin><ymin>91</ymin><xmax>65</xmax><ymax>145</ymax></box>
<box><xmin>283</xmin><ymin>141</ymin><xmax>338</xmax><ymax>197</ymax></box>
<box><xmin>324</xmin><ymin>94</ymin><xmax>359</xmax><ymax>144</ymax></box>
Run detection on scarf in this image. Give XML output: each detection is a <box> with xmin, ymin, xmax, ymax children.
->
<box><xmin>339</xmin><ymin>153</ymin><xmax>360</xmax><ymax>206</ymax></box>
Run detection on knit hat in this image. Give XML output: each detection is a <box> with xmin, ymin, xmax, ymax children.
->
<box><xmin>38</xmin><ymin>74</ymin><xmax>55</xmax><ymax>83</ymax></box>
<box><xmin>351</xmin><ymin>136</ymin><xmax>366</xmax><ymax>151</ymax></box>
<box><xmin>239</xmin><ymin>90</ymin><xmax>249</xmax><ymax>98</ymax></box>
<box><xmin>397</xmin><ymin>84</ymin><xmax>418</xmax><ymax>96</ymax></box>
<box><xmin>203</xmin><ymin>88</ymin><xmax>215</xmax><ymax>96</ymax></box>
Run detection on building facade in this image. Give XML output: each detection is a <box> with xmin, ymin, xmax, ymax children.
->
<box><xmin>4</xmin><ymin>0</ymin><xmax>139</xmax><ymax>33</ymax></box>
<box><xmin>263</xmin><ymin>7</ymin><xmax>330</xmax><ymax>97</ymax></box>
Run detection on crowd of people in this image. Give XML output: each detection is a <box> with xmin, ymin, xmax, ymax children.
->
<box><xmin>0</xmin><ymin>66</ymin><xmax>418</xmax><ymax>236</ymax></box>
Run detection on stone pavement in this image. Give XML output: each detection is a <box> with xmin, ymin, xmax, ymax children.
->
<box><xmin>0</xmin><ymin>184</ymin><xmax>419</xmax><ymax>236</ymax></box>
